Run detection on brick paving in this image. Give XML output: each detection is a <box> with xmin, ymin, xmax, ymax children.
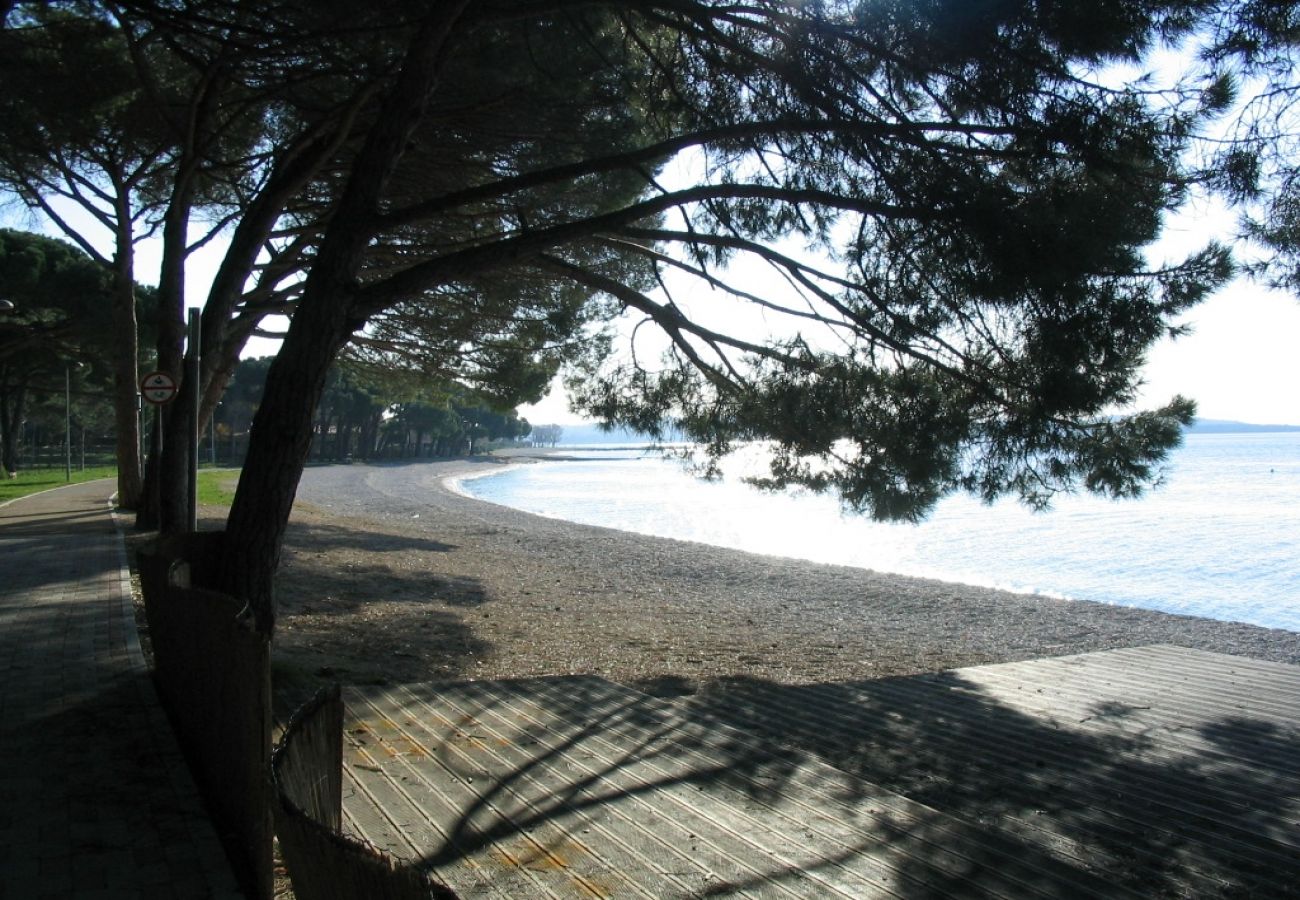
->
<box><xmin>0</xmin><ymin>480</ymin><xmax>243</xmax><ymax>899</ymax></box>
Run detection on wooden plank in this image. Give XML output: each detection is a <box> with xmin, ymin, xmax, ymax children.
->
<box><xmin>348</xmin><ymin>681</ymin><xmax>896</xmax><ymax>899</ymax></box>
<box><xmin>346</xmin><ymin>685</ymin><xmax>671</xmax><ymax>900</ymax></box>
<box><xmin>337</xmin><ymin>647</ymin><xmax>1300</xmax><ymax>899</ymax></box>
<box><xmin>343</xmin><ymin>707</ymin><xmax>567</xmax><ymax>899</ymax></box>
<box><xmin>956</xmin><ymin>655</ymin><xmax>1300</xmax><ymax>778</ymax></box>
<box><xmin>669</xmin><ymin>646</ymin><xmax>1300</xmax><ymax>898</ymax></box>
<box><xmin>465</xmin><ymin>679</ymin><xmax>1131</xmax><ymax>900</ymax></box>
<box><xmin>675</xmin><ymin>677</ymin><xmax>1204</xmax><ymax>887</ymax></box>
<box><xmin>758</xmin><ymin>675</ymin><xmax>1296</xmax><ymax>893</ymax></box>
<box><xmin>389</xmin><ymin>679</ymin><xmax>961</xmax><ymax>900</ymax></box>
<box><xmin>969</xmin><ymin>645</ymin><xmax>1300</xmax><ymax>720</ymax></box>
<box><xmin>861</xmin><ymin>657</ymin><xmax>1300</xmax><ymax>788</ymax></box>
<box><xmin>343</xmin><ymin>677</ymin><xmax>1130</xmax><ymax>899</ymax></box>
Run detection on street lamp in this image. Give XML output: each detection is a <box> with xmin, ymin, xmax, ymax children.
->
<box><xmin>65</xmin><ymin>363</ymin><xmax>72</xmax><ymax>481</ymax></box>
<box><xmin>65</xmin><ymin>360</ymin><xmax>85</xmax><ymax>481</ymax></box>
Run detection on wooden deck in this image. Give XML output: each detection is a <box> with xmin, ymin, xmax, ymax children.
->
<box><xmin>338</xmin><ymin>646</ymin><xmax>1300</xmax><ymax>898</ymax></box>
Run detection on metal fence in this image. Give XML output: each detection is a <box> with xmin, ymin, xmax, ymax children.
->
<box><xmin>15</xmin><ymin>438</ymin><xmax>118</xmax><ymax>472</ymax></box>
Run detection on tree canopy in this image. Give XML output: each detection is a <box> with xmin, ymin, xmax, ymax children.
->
<box><xmin>1192</xmin><ymin>3</ymin><xmax>1300</xmax><ymax>290</ymax></box>
<box><xmin>0</xmin><ymin>228</ymin><xmax>156</xmax><ymax>475</ymax></box>
<box><xmin>4</xmin><ymin>0</ymin><xmax>1274</xmax><ymax>634</ymax></box>
<box><xmin>0</xmin><ymin>3</ymin><xmax>219</xmax><ymax>506</ymax></box>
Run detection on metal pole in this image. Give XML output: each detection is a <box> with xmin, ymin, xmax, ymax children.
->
<box><xmin>186</xmin><ymin>309</ymin><xmax>200</xmax><ymax>532</ymax></box>
<box><xmin>148</xmin><ymin>404</ymin><xmax>162</xmax><ymax>522</ymax></box>
<box><xmin>64</xmin><ymin>364</ymin><xmax>71</xmax><ymax>481</ymax></box>
<box><xmin>209</xmin><ymin>410</ymin><xmax>216</xmax><ymax>466</ymax></box>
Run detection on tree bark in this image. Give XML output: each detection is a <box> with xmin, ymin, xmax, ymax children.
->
<box><xmin>155</xmin><ymin>204</ymin><xmax>193</xmax><ymax>534</ymax></box>
<box><xmin>220</xmin><ymin>299</ymin><xmax>355</xmax><ymax>633</ymax></box>
<box><xmin>110</xmin><ymin>217</ymin><xmax>143</xmax><ymax>509</ymax></box>
<box><xmin>219</xmin><ymin>3</ymin><xmax>472</xmax><ymax>635</ymax></box>
<box><xmin>0</xmin><ymin>378</ymin><xmax>25</xmax><ymax>476</ymax></box>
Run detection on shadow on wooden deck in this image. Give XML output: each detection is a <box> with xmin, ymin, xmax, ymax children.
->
<box><xmin>342</xmin><ymin>646</ymin><xmax>1300</xmax><ymax>898</ymax></box>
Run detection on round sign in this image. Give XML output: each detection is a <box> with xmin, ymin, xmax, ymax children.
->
<box><xmin>140</xmin><ymin>371</ymin><xmax>179</xmax><ymax>405</ymax></box>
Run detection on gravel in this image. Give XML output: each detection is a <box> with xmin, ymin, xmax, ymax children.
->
<box><xmin>263</xmin><ymin>456</ymin><xmax>1300</xmax><ymax>709</ymax></box>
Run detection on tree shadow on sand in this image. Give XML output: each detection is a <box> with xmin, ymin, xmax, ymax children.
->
<box><xmin>268</xmin><ymin>557</ymin><xmax>493</xmax><ymax>717</ymax></box>
<box><xmin>284</xmin><ymin>519</ymin><xmax>458</xmax><ymax>555</ymax></box>
<box><xmin>338</xmin><ymin>658</ymin><xmax>1300</xmax><ymax>898</ymax></box>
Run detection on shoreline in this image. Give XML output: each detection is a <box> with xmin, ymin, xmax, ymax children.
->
<box><xmin>445</xmin><ymin>449</ymin><xmax>1297</xmax><ymax>632</ymax></box>
<box><xmin>250</xmin><ymin>457</ymin><xmax>1300</xmax><ymax>712</ymax></box>
<box><xmin>450</xmin><ymin>450</ymin><xmax>1090</xmax><ymax>607</ymax></box>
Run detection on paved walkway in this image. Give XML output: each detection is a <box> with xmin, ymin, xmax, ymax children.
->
<box><xmin>0</xmin><ymin>480</ymin><xmax>243</xmax><ymax>899</ymax></box>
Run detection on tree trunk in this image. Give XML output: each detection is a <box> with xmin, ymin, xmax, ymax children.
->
<box><xmin>219</xmin><ymin>293</ymin><xmax>356</xmax><ymax>634</ymax></box>
<box><xmin>137</xmin><ymin>209</ymin><xmax>189</xmax><ymax>531</ymax></box>
<box><xmin>110</xmin><ymin>226</ymin><xmax>143</xmax><ymax>509</ymax></box>
<box><xmin>0</xmin><ymin>378</ymin><xmax>25</xmax><ymax>476</ymax></box>
<box><xmin>158</xmin><ymin>386</ymin><xmax>193</xmax><ymax>532</ymax></box>
<box><xmin>141</xmin><ymin>408</ymin><xmax>163</xmax><ymax>528</ymax></box>
<box><xmin>343</xmin><ymin>420</ymin><xmax>357</xmax><ymax>459</ymax></box>
<box><xmin>149</xmin><ymin>111</ymin><xmax>202</xmax><ymax>534</ymax></box>
<box><xmin>327</xmin><ymin>413</ymin><xmax>343</xmax><ymax>460</ymax></box>
<box><xmin>365</xmin><ymin>412</ymin><xmax>382</xmax><ymax>459</ymax></box>
<box><xmin>217</xmin><ymin>3</ymin><xmax>471</xmax><ymax>636</ymax></box>
<box><xmin>154</xmin><ymin>249</ymin><xmax>191</xmax><ymax>534</ymax></box>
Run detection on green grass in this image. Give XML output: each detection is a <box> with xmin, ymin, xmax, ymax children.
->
<box><xmin>0</xmin><ymin>466</ymin><xmax>119</xmax><ymax>504</ymax></box>
<box><xmin>197</xmin><ymin>467</ymin><xmax>240</xmax><ymax>506</ymax></box>
<box><xmin>0</xmin><ymin>465</ymin><xmax>241</xmax><ymax>507</ymax></box>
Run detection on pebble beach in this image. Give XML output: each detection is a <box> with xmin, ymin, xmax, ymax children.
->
<box><xmin>256</xmin><ymin>456</ymin><xmax>1300</xmax><ymax>710</ymax></box>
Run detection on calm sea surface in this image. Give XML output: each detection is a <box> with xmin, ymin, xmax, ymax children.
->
<box><xmin>457</xmin><ymin>432</ymin><xmax>1300</xmax><ymax>632</ymax></box>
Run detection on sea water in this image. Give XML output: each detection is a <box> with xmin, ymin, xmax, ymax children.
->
<box><xmin>458</xmin><ymin>432</ymin><xmax>1300</xmax><ymax>632</ymax></box>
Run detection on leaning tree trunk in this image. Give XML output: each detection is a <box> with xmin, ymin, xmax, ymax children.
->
<box><xmin>217</xmin><ymin>2</ymin><xmax>471</xmax><ymax>637</ymax></box>
<box><xmin>143</xmin><ymin>111</ymin><xmax>203</xmax><ymax>534</ymax></box>
<box><xmin>218</xmin><ymin>287</ymin><xmax>357</xmax><ymax>635</ymax></box>
<box><xmin>154</xmin><ymin>212</ymin><xmax>194</xmax><ymax>535</ymax></box>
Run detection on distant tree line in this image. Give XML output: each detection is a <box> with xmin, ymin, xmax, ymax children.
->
<box><xmin>0</xmin><ymin>229</ymin><xmax>157</xmax><ymax>476</ymax></box>
<box><xmin>528</xmin><ymin>424</ymin><xmax>563</xmax><ymax>448</ymax></box>
<box><xmin>2</xmin><ymin>228</ymin><xmax>535</xmax><ymax>473</ymax></box>
<box><xmin>220</xmin><ymin>356</ymin><xmax>530</xmax><ymax>465</ymax></box>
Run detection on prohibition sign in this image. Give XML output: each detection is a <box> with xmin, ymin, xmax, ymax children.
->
<box><xmin>140</xmin><ymin>371</ymin><xmax>179</xmax><ymax>405</ymax></box>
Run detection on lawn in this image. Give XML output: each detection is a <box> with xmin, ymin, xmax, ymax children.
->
<box><xmin>0</xmin><ymin>466</ymin><xmax>118</xmax><ymax>504</ymax></box>
<box><xmin>0</xmin><ymin>465</ymin><xmax>240</xmax><ymax>506</ymax></box>
<box><xmin>196</xmin><ymin>467</ymin><xmax>239</xmax><ymax>507</ymax></box>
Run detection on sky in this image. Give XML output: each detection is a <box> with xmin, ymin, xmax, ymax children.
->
<box><xmin>516</xmin><ymin>198</ymin><xmax>1300</xmax><ymax>428</ymax></box>
<box><xmin>515</xmin><ymin>278</ymin><xmax>1300</xmax><ymax>428</ymax></box>
<box><xmin>1128</xmin><ymin>196</ymin><xmax>1300</xmax><ymax>428</ymax></box>
<box><xmin>1138</xmin><ymin>278</ymin><xmax>1300</xmax><ymax>426</ymax></box>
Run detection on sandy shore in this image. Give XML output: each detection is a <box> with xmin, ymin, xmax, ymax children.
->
<box><xmin>223</xmin><ymin>454</ymin><xmax>1300</xmax><ymax>712</ymax></box>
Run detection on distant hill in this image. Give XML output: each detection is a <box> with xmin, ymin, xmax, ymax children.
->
<box><xmin>1188</xmin><ymin>419</ymin><xmax>1300</xmax><ymax>434</ymax></box>
<box><xmin>538</xmin><ymin>423</ymin><xmax>676</xmax><ymax>446</ymax></box>
<box><xmin>534</xmin><ymin>419</ymin><xmax>1300</xmax><ymax>444</ymax></box>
